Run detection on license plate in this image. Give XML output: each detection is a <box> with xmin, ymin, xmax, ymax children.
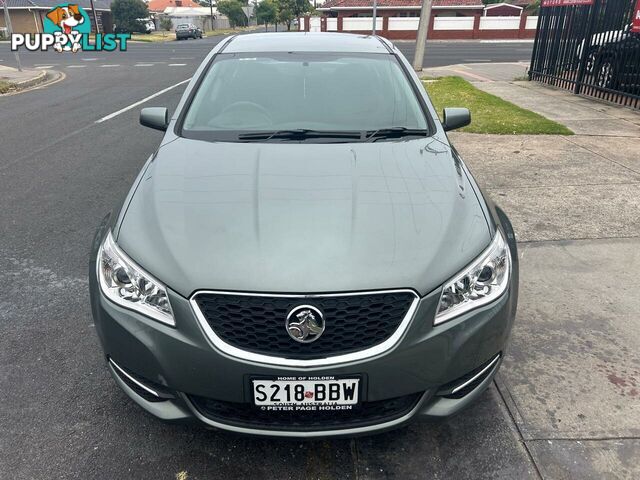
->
<box><xmin>252</xmin><ymin>376</ymin><xmax>360</xmax><ymax>410</ymax></box>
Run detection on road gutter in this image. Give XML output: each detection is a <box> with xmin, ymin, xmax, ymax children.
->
<box><xmin>494</xmin><ymin>376</ymin><xmax>544</xmax><ymax>479</ymax></box>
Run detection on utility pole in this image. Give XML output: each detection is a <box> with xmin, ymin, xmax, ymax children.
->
<box><xmin>412</xmin><ymin>0</ymin><xmax>432</xmax><ymax>71</ymax></box>
<box><xmin>210</xmin><ymin>0</ymin><xmax>215</xmax><ymax>31</ymax></box>
<box><xmin>2</xmin><ymin>0</ymin><xmax>22</xmax><ymax>71</ymax></box>
<box><xmin>372</xmin><ymin>0</ymin><xmax>377</xmax><ymax>35</ymax></box>
<box><xmin>88</xmin><ymin>0</ymin><xmax>100</xmax><ymax>33</ymax></box>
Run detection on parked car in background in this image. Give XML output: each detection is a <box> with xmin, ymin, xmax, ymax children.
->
<box><xmin>576</xmin><ymin>25</ymin><xmax>631</xmax><ymax>74</ymax></box>
<box><xmin>114</xmin><ymin>18</ymin><xmax>156</xmax><ymax>34</ymax></box>
<box><xmin>175</xmin><ymin>23</ymin><xmax>203</xmax><ymax>40</ymax></box>
<box><xmin>138</xmin><ymin>18</ymin><xmax>156</xmax><ymax>34</ymax></box>
<box><xmin>593</xmin><ymin>30</ymin><xmax>640</xmax><ymax>92</ymax></box>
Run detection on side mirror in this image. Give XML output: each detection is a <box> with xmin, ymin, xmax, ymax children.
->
<box><xmin>442</xmin><ymin>108</ymin><xmax>471</xmax><ymax>132</ymax></box>
<box><xmin>140</xmin><ymin>107</ymin><xmax>169</xmax><ymax>131</ymax></box>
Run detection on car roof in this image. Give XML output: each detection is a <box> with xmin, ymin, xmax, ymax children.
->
<box><xmin>224</xmin><ymin>33</ymin><xmax>391</xmax><ymax>54</ymax></box>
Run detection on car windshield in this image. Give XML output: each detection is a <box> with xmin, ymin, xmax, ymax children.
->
<box><xmin>181</xmin><ymin>52</ymin><xmax>431</xmax><ymax>142</ymax></box>
<box><xmin>177</xmin><ymin>24</ymin><xmax>190</xmax><ymax>29</ymax></box>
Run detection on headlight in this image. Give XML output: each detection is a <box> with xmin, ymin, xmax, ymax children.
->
<box><xmin>97</xmin><ymin>232</ymin><xmax>175</xmax><ymax>326</ymax></box>
<box><xmin>435</xmin><ymin>230</ymin><xmax>511</xmax><ymax>325</ymax></box>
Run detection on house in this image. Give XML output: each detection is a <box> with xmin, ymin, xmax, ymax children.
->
<box><xmin>161</xmin><ymin>6</ymin><xmax>230</xmax><ymax>30</ymax></box>
<box><xmin>317</xmin><ymin>0</ymin><xmax>486</xmax><ymax>19</ymax></box>
<box><xmin>484</xmin><ymin>2</ymin><xmax>523</xmax><ymax>16</ymax></box>
<box><xmin>147</xmin><ymin>0</ymin><xmax>201</xmax><ymax>14</ymax></box>
<box><xmin>0</xmin><ymin>0</ymin><xmax>113</xmax><ymax>34</ymax></box>
<box><xmin>308</xmin><ymin>0</ymin><xmax>537</xmax><ymax>39</ymax></box>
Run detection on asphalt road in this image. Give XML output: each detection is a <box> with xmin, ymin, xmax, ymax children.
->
<box><xmin>0</xmin><ymin>33</ymin><xmax>533</xmax><ymax>69</ymax></box>
<box><xmin>0</xmin><ymin>34</ymin><xmax>536</xmax><ymax>479</ymax></box>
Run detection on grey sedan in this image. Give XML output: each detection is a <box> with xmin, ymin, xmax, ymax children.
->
<box><xmin>175</xmin><ymin>23</ymin><xmax>202</xmax><ymax>40</ymax></box>
<box><xmin>89</xmin><ymin>33</ymin><xmax>518</xmax><ymax>437</ymax></box>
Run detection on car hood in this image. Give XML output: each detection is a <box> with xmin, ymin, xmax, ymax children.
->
<box><xmin>117</xmin><ymin>137</ymin><xmax>490</xmax><ymax>298</ymax></box>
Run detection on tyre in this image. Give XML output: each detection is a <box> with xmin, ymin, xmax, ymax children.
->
<box><xmin>596</xmin><ymin>60</ymin><xmax>615</xmax><ymax>89</ymax></box>
<box><xmin>585</xmin><ymin>50</ymin><xmax>598</xmax><ymax>74</ymax></box>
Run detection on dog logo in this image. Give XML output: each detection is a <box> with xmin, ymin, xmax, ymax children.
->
<box><xmin>286</xmin><ymin>305</ymin><xmax>325</xmax><ymax>343</ymax></box>
<box><xmin>11</xmin><ymin>4</ymin><xmax>129</xmax><ymax>53</ymax></box>
<box><xmin>45</xmin><ymin>4</ymin><xmax>89</xmax><ymax>52</ymax></box>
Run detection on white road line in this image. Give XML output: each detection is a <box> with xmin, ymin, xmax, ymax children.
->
<box><xmin>82</xmin><ymin>58</ymin><xmax>98</xmax><ymax>61</ymax></box>
<box><xmin>34</xmin><ymin>63</ymin><xmax>58</xmax><ymax>66</ymax></box>
<box><xmin>34</xmin><ymin>65</ymin><xmax>54</xmax><ymax>69</ymax></box>
<box><xmin>100</xmin><ymin>64</ymin><xmax>120</xmax><ymax>68</ymax></box>
<box><xmin>169</xmin><ymin>57</ymin><xmax>193</xmax><ymax>60</ymax></box>
<box><xmin>168</xmin><ymin>63</ymin><xmax>187</xmax><ymax>66</ymax></box>
<box><xmin>135</xmin><ymin>63</ymin><xmax>154</xmax><ymax>67</ymax></box>
<box><xmin>67</xmin><ymin>65</ymin><xmax>86</xmax><ymax>68</ymax></box>
<box><xmin>95</xmin><ymin>78</ymin><xmax>191</xmax><ymax>124</ymax></box>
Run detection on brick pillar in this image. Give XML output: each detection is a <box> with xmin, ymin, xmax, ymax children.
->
<box><xmin>428</xmin><ymin>13</ymin><xmax>435</xmax><ymax>38</ymax></box>
<box><xmin>304</xmin><ymin>15</ymin><xmax>310</xmax><ymax>32</ymax></box>
<box><xmin>472</xmin><ymin>14</ymin><xmax>481</xmax><ymax>40</ymax></box>
<box><xmin>321</xmin><ymin>16</ymin><xmax>327</xmax><ymax>32</ymax></box>
<box><xmin>337</xmin><ymin>15</ymin><xmax>343</xmax><ymax>33</ymax></box>
<box><xmin>518</xmin><ymin>13</ymin><xmax>528</xmax><ymax>39</ymax></box>
<box><xmin>382</xmin><ymin>15</ymin><xmax>389</xmax><ymax>37</ymax></box>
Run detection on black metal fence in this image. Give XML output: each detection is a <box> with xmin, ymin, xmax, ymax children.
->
<box><xmin>529</xmin><ymin>0</ymin><xmax>640</xmax><ymax>109</ymax></box>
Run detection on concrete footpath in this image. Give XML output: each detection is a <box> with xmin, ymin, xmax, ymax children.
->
<box><xmin>424</xmin><ymin>61</ymin><xmax>640</xmax><ymax>136</ymax></box>
<box><xmin>438</xmin><ymin>63</ymin><xmax>640</xmax><ymax>479</ymax></box>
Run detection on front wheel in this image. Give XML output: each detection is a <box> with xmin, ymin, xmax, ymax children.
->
<box><xmin>585</xmin><ymin>50</ymin><xmax>598</xmax><ymax>74</ymax></box>
<box><xmin>596</xmin><ymin>60</ymin><xmax>615</xmax><ymax>89</ymax></box>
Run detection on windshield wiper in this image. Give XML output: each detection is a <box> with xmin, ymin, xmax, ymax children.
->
<box><xmin>238</xmin><ymin>129</ymin><xmax>362</xmax><ymax>142</ymax></box>
<box><xmin>365</xmin><ymin>127</ymin><xmax>429</xmax><ymax>141</ymax></box>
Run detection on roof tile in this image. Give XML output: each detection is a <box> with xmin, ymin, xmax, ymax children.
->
<box><xmin>148</xmin><ymin>0</ymin><xmax>200</xmax><ymax>12</ymax></box>
<box><xmin>6</xmin><ymin>0</ymin><xmax>113</xmax><ymax>9</ymax></box>
<box><xmin>320</xmin><ymin>0</ymin><xmax>483</xmax><ymax>8</ymax></box>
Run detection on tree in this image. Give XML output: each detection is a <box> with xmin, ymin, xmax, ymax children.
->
<box><xmin>293</xmin><ymin>0</ymin><xmax>312</xmax><ymax>17</ymax></box>
<box><xmin>160</xmin><ymin>17</ymin><xmax>173</xmax><ymax>32</ymax></box>
<box><xmin>277</xmin><ymin>0</ymin><xmax>311</xmax><ymax>31</ymax></box>
<box><xmin>276</xmin><ymin>0</ymin><xmax>295</xmax><ymax>30</ymax></box>
<box><xmin>525</xmin><ymin>0</ymin><xmax>540</xmax><ymax>15</ymax></box>
<box><xmin>112</xmin><ymin>0</ymin><xmax>149</xmax><ymax>33</ymax></box>
<box><xmin>217</xmin><ymin>0</ymin><xmax>248</xmax><ymax>28</ymax></box>
<box><xmin>256</xmin><ymin>0</ymin><xmax>277</xmax><ymax>29</ymax></box>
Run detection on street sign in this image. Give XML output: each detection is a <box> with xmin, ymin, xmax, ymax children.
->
<box><xmin>541</xmin><ymin>0</ymin><xmax>594</xmax><ymax>7</ymax></box>
<box><xmin>632</xmin><ymin>0</ymin><xmax>640</xmax><ymax>33</ymax></box>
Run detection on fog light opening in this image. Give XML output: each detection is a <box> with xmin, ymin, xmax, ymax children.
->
<box><xmin>436</xmin><ymin>353</ymin><xmax>502</xmax><ymax>400</ymax></box>
<box><xmin>108</xmin><ymin>357</ymin><xmax>175</xmax><ymax>403</ymax></box>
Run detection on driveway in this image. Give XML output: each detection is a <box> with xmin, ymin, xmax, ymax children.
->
<box><xmin>448</xmin><ymin>81</ymin><xmax>640</xmax><ymax>478</ymax></box>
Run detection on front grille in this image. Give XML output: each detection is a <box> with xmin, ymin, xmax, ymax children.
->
<box><xmin>188</xmin><ymin>393</ymin><xmax>423</xmax><ymax>431</ymax></box>
<box><xmin>192</xmin><ymin>291</ymin><xmax>416</xmax><ymax>359</ymax></box>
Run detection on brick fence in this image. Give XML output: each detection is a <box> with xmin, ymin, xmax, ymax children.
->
<box><xmin>300</xmin><ymin>14</ymin><xmax>538</xmax><ymax>40</ymax></box>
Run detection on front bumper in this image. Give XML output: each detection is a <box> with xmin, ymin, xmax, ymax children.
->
<box><xmin>90</xmin><ymin>266</ymin><xmax>517</xmax><ymax>436</ymax></box>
